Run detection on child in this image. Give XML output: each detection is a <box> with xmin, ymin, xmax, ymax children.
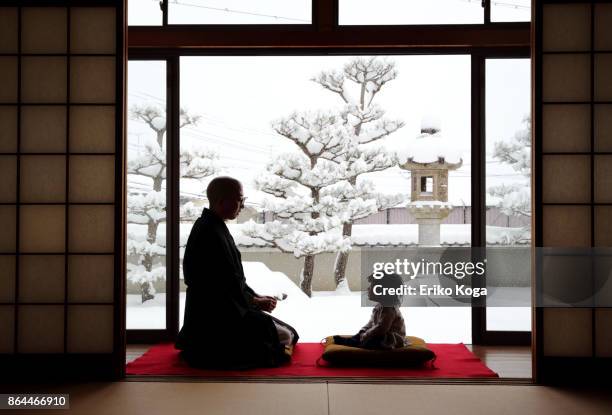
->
<box><xmin>334</xmin><ymin>273</ymin><xmax>408</xmax><ymax>349</ymax></box>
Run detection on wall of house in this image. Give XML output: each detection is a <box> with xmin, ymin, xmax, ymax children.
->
<box><xmin>536</xmin><ymin>0</ymin><xmax>612</xmax><ymax>379</ymax></box>
<box><xmin>0</xmin><ymin>1</ymin><xmax>124</xmax><ymax>379</ymax></box>
<box><xmin>268</xmin><ymin>206</ymin><xmax>530</xmax><ymax>227</ymax></box>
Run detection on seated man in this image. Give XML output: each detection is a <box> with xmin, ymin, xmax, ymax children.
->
<box><xmin>176</xmin><ymin>176</ymin><xmax>298</xmax><ymax>369</ymax></box>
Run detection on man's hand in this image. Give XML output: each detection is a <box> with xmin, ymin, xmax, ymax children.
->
<box><xmin>253</xmin><ymin>295</ymin><xmax>277</xmax><ymax>312</ymax></box>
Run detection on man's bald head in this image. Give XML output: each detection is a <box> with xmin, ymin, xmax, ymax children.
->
<box><xmin>206</xmin><ymin>177</ymin><xmax>245</xmax><ymax>220</ymax></box>
<box><xmin>207</xmin><ymin>176</ymin><xmax>242</xmax><ymax>206</ymax></box>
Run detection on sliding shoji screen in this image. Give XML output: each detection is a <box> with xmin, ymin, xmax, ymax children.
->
<box><xmin>0</xmin><ymin>2</ymin><xmax>125</xmax><ymax>379</ymax></box>
<box><xmin>535</xmin><ymin>0</ymin><xmax>612</xmax><ymax>381</ymax></box>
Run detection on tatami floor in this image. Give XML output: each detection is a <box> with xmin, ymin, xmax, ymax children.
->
<box><xmin>4</xmin><ymin>381</ymin><xmax>612</xmax><ymax>415</ymax></box>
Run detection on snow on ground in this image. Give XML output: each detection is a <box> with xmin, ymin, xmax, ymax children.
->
<box><xmin>239</xmin><ymin>261</ymin><xmax>309</xmax><ymax>301</ymax></box>
<box><xmin>127</xmin><ymin>262</ymin><xmax>530</xmax><ymax>342</ymax></box>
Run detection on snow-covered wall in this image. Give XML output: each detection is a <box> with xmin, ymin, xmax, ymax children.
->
<box><xmin>127</xmin><ymin>222</ymin><xmax>530</xmax><ymax>292</ymax></box>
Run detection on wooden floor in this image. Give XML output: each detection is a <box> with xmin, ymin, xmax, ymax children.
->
<box><xmin>466</xmin><ymin>345</ymin><xmax>531</xmax><ymax>379</ymax></box>
<box><xmin>6</xmin><ymin>381</ymin><xmax>612</xmax><ymax>415</ymax></box>
<box><xmin>127</xmin><ymin>344</ymin><xmax>532</xmax><ymax>379</ymax></box>
<box><xmin>126</xmin><ymin>344</ymin><xmax>150</xmax><ymax>364</ymax></box>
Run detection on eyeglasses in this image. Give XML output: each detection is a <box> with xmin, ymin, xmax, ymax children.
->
<box><xmin>239</xmin><ymin>196</ymin><xmax>247</xmax><ymax>208</ymax></box>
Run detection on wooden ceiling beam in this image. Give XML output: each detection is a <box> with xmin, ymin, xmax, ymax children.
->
<box><xmin>128</xmin><ymin>24</ymin><xmax>530</xmax><ymax>51</ymax></box>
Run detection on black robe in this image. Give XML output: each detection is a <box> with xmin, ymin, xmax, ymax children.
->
<box><xmin>176</xmin><ymin>208</ymin><xmax>298</xmax><ymax>369</ymax></box>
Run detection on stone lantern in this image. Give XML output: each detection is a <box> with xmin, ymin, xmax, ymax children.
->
<box><xmin>398</xmin><ymin>117</ymin><xmax>463</xmax><ymax>246</ymax></box>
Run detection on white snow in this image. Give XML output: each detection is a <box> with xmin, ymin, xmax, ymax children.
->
<box><xmin>242</xmin><ymin>261</ymin><xmax>310</xmax><ymax>302</ymax></box>
<box><xmin>127</xmin><ymin>223</ymin><xmax>529</xmax><ymax>251</ymax></box>
<box><xmin>334</xmin><ymin>278</ymin><xmax>352</xmax><ymax>294</ymax></box>
<box><xmin>392</xmin><ymin>131</ymin><xmax>463</xmax><ymax>165</ymax></box>
<box><xmin>151</xmin><ymin>116</ymin><xmax>166</xmax><ymax>131</ymax></box>
<box><xmin>235</xmin><ymin>223</ymin><xmax>528</xmax><ymax>247</ymax></box>
<box><xmin>126</xmin><ymin>261</ymin><xmax>471</xmax><ymax>342</ymax></box>
<box><xmin>126</xmin><ymin>261</ymin><xmax>531</xmax><ymax>341</ymax></box>
<box><xmin>408</xmin><ymin>200</ymin><xmax>453</xmax><ymax>209</ymax></box>
<box><xmin>421</xmin><ymin>114</ymin><xmax>441</xmax><ymax>132</ymax></box>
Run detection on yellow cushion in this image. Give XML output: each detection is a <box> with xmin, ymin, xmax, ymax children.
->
<box><xmin>284</xmin><ymin>344</ymin><xmax>295</xmax><ymax>358</ymax></box>
<box><xmin>321</xmin><ymin>335</ymin><xmax>436</xmax><ymax>367</ymax></box>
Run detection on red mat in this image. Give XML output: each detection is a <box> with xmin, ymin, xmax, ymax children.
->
<box><xmin>127</xmin><ymin>343</ymin><xmax>498</xmax><ymax>378</ymax></box>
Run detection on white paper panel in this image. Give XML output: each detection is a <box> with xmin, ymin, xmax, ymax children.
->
<box><xmin>543</xmin><ymin>206</ymin><xmax>591</xmax><ymax>247</ymax></box>
<box><xmin>543</xmin><ymin>54</ymin><xmax>591</xmax><ymax>102</ymax></box>
<box><xmin>70</xmin><ymin>57</ymin><xmax>116</xmax><ymax>103</ymax></box>
<box><xmin>595</xmin><ymin>3</ymin><xmax>612</xmax><ymax>51</ymax></box>
<box><xmin>0</xmin><ymin>306</ymin><xmax>15</xmax><ymax>353</ymax></box>
<box><xmin>542</xmin><ymin>104</ymin><xmax>591</xmax><ymax>152</ymax></box>
<box><xmin>21</xmin><ymin>7</ymin><xmax>67</xmax><ymax>54</ymax></box>
<box><xmin>543</xmin><ymin>4</ymin><xmax>591</xmax><ymax>52</ymax></box>
<box><xmin>595</xmin><ymin>155</ymin><xmax>612</xmax><ymax>203</ymax></box>
<box><xmin>543</xmin><ymin>308</ymin><xmax>593</xmax><ymax>357</ymax></box>
<box><xmin>542</xmin><ymin>256</ymin><xmax>593</xmax><ymax>307</ymax></box>
<box><xmin>20</xmin><ymin>155</ymin><xmax>66</xmax><ymax>203</ymax></box>
<box><xmin>19</xmin><ymin>205</ymin><xmax>65</xmax><ymax>253</ymax></box>
<box><xmin>70</xmin><ymin>7</ymin><xmax>116</xmax><ymax>54</ymax></box>
<box><xmin>596</xmin><ymin>309</ymin><xmax>612</xmax><ymax>357</ymax></box>
<box><xmin>542</xmin><ymin>155</ymin><xmax>591</xmax><ymax>203</ymax></box>
<box><xmin>0</xmin><ymin>156</ymin><xmax>16</xmax><ymax>203</ymax></box>
<box><xmin>21</xmin><ymin>57</ymin><xmax>67</xmax><ymax>103</ymax></box>
<box><xmin>69</xmin><ymin>156</ymin><xmax>115</xmax><ymax>203</ymax></box>
<box><xmin>0</xmin><ymin>8</ymin><xmax>18</xmax><ymax>53</ymax></box>
<box><xmin>67</xmin><ymin>305</ymin><xmax>113</xmax><ymax>353</ymax></box>
<box><xmin>0</xmin><ymin>206</ymin><xmax>16</xmax><ymax>253</ymax></box>
<box><xmin>595</xmin><ymin>104</ymin><xmax>612</xmax><ymax>152</ymax></box>
<box><xmin>594</xmin><ymin>53</ymin><xmax>612</xmax><ymax>101</ymax></box>
<box><xmin>0</xmin><ymin>57</ymin><xmax>18</xmax><ymax>103</ymax></box>
<box><xmin>595</xmin><ymin>206</ymin><xmax>612</xmax><ymax>247</ymax></box>
<box><xmin>68</xmin><ymin>255</ymin><xmax>114</xmax><ymax>303</ymax></box>
<box><xmin>68</xmin><ymin>205</ymin><xmax>114</xmax><ymax>253</ymax></box>
<box><xmin>69</xmin><ymin>106</ymin><xmax>115</xmax><ymax>153</ymax></box>
<box><xmin>0</xmin><ymin>255</ymin><xmax>15</xmax><ymax>303</ymax></box>
<box><xmin>18</xmin><ymin>305</ymin><xmax>64</xmax><ymax>353</ymax></box>
<box><xmin>20</xmin><ymin>106</ymin><xmax>67</xmax><ymax>153</ymax></box>
<box><xmin>0</xmin><ymin>106</ymin><xmax>17</xmax><ymax>152</ymax></box>
<box><xmin>18</xmin><ymin>255</ymin><xmax>65</xmax><ymax>303</ymax></box>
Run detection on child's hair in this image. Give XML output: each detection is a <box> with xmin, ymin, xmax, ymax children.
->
<box><xmin>367</xmin><ymin>272</ymin><xmax>404</xmax><ymax>307</ymax></box>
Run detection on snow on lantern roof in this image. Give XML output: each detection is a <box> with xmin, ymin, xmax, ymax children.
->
<box><xmin>391</xmin><ymin>118</ymin><xmax>463</xmax><ymax>168</ymax></box>
<box><xmin>420</xmin><ymin>114</ymin><xmax>441</xmax><ymax>135</ymax></box>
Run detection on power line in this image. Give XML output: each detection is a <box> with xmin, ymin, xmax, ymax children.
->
<box><xmin>491</xmin><ymin>1</ymin><xmax>530</xmax><ymax>10</ymax></box>
<box><xmin>181</xmin><ymin>129</ymin><xmax>276</xmax><ymax>154</ymax></box>
<box><xmin>197</xmin><ymin>114</ymin><xmax>281</xmax><ymax>138</ymax></box>
<box><xmin>127</xmin><ymin>92</ymin><xmax>283</xmax><ymax>151</ymax></box>
<box><xmin>128</xmin><ymin>91</ymin><xmax>166</xmax><ymax>104</ymax></box>
<box><xmin>457</xmin><ymin>0</ymin><xmax>529</xmax><ymax>10</ymax></box>
<box><xmin>169</xmin><ymin>0</ymin><xmax>310</xmax><ymax>23</ymax></box>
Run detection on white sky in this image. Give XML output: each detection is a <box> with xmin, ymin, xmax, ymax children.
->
<box><xmin>340</xmin><ymin>0</ymin><xmax>531</xmax><ymax>24</ymax></box>
<box><xmin>179</xmin><ymin>55</ymin><xmax>473</xmax><ymax>204</ymax></box>
<box><xmin>128</xmin><ymin>56</ymin><xmax>530</xmax><ymax>206</ymax></box>
<box><xmin>485</xmin><ymin>59</ymin><xmax>531</xmax><ymax>204</ymax></box>
<box><xmin>128</xmin><ymin>0</ymin><xmax>530</xmax><ymax>26</ymax></box>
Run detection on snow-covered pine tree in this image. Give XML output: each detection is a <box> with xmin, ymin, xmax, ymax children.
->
<box><xmin>311</xmin><ymin>57</ymin><xmax>406</xmax><ymax>288</ymax></box>
<box><xmin>487</xmin><ymin>115</ymin><xmax>531</xmax><ymax>244</ymax></box>
<box><xmin>243</xmin><ymin>57</ymin><xmax>405</xmax><ymax>296</ymax></box>
<box><xmin>242</xmin><ymin>112</ymin><xmax>354</xmax><ymax>297</ymax></box>
<box><xmin>127</xmin><ymin>105</ymin><xmax>219</xmax><ymax>302</ymax></box>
